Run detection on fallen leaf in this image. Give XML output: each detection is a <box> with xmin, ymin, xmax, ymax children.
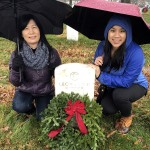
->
<box><xmin>134</xmin><ymin>137</ymin><xmax>143</xmax><ymax>145</ymax></box>
<box><xmin>107</xmin><ymin>130</ymin><xmax>117</xmax><ymax>138</ymax></box>
<box><xmin>1</xmin><ymin>126</ymin><xmax>9</xmax><ymax>131</ymax></box>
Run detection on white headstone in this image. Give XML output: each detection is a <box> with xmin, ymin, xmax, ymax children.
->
<box><xmin>55</xmin><ymin>63</ymin><xmax>95</xmax><ymax>100</ymax></box>
<box><xmin>66</xmin><ymin>26</ymin><xmax>78</xmax><ymax>41</ymax></box>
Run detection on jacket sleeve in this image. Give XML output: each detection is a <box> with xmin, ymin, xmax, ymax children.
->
<box><xmin>9</xmin><ymin>51</ymin><xmax>22</xmax><ymax>87</ymax></box>
<box><xmin>97</xmin><ymin>47</ymin><xmax>144</xmax><ymax>88</ymax></box>
<box><xmin>94</xmin><ymin>41</ymin><xmax>105</xmax><ymax>62</ymax></box>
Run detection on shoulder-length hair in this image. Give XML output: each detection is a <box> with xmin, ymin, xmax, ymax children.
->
<box><xmin>16</xmin><ymin>14</ymin><xmax>52</xmax><ymax>51</ymax></box>
<box><xmin>101</xmin><ymin>38</ymin><xmax>126</xmax><ymax>71</ymax></box>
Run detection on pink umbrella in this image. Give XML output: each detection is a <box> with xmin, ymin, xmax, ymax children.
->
<box><xmin>65</xmin><ymin>0</ymin><xmax>150</xmax><ymax>45</ymax></box>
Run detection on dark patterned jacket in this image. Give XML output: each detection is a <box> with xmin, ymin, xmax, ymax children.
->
<box><xmin>9</xmin><ymin>48</ymin><xmax>61</xmax><ymax>96</ymax></box>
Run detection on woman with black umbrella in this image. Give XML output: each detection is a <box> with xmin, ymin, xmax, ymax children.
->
<box><xmin>9</xmin><ymin>14</ymin><xmax>61</xmax><ymax>120</ymax></box>
<box><xmin>90</xmin><ymin>14</ymin><xmax>148</xmax><ymax>134</ymax></box>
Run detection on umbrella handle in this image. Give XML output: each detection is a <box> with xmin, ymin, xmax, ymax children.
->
<box><xmin>17</xmin><ymin>41</ymin><xmax>22</xmax><ymax>82</ymax></box>
<box><xmin>18</xmin><ymin>51</ymin><xmax>22</xmax><ymax>83</ymax></box>
<box><xmin>19</xmin><ymin>68</ymin><xmax>22</xmax><ymax>82</ymax></box>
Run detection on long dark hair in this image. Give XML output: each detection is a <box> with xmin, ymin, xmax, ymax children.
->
<box><xmin>101</xmin><ymin>38</ymin><xmax>126</xmax><ymax>71</ymax></box>
<box><xmin>16</xmin><ymin>14</ymin><xmax>53</xmax><ymax>52</ymax></box>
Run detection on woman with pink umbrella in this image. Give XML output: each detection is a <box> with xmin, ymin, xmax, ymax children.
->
<box><xmin>65</xmin><ymin>0</ymin><xmax>150</xmax><ymax>135</ymax></box>
<box><xmin>90</xmin><ymin>14</ymin><xmax>148</xmax><ymax>134</ymax></box>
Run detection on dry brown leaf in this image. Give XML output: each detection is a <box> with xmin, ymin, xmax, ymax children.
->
<box><xmin>1</xmin><ymin>126</ymin><xmax>9</xmax><ymax>131</ymax></box>
<box><xmin>106</xmin><ymin>130</ymin><xmax>117</xmax><ymax>138</ymax></box>
<box><xmin>6</xmin><ymin>139</ymin><xmax>11</xmax><ymax>145</ymax></box>
<box><xmin>134</xmin><ymin>137</ymin><xmax>143</xmax><ymax>145</ymax></box>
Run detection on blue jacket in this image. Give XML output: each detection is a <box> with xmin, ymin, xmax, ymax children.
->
<box><xmin>94</xmin><ymin>15</ymin><xmax>148</xmax><ymax>89</ymax></box>
<box><xmin>95</xmin><ymin>41</ymin><xmax>148</xmax><ymax>89</ymax></box>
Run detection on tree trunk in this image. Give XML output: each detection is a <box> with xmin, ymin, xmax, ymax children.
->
<box><xmin>121</xmin><ymin>0</ymin><xmax>131</xmax><ymax>3</ymax></box>
<box><xmin>69</xmin><ymin>0</ymin><xmax>72</xmax><ymax>6</ymax></box>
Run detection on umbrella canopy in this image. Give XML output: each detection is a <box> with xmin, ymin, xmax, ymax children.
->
<box><xmin>0</xmin><ymin>0</ymin><xmax>72</xmax><ymax>42</ymax></box>
<box><xmin>64</xmin><ymin>0</ymin><xmax>150</xmax><ymax>45</ymax></box>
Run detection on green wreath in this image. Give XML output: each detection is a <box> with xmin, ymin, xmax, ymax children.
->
<box><xmin>39</xmin><ymin>92</ymin><xmax>106</xmax><ymax>150</ymax></box>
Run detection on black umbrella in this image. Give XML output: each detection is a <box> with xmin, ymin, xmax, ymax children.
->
<box><xmin>64</xmin><ymin>0</ymin><xmax>150</xmax><ymax>45</ymax></box>
<box><xmin>0</xmin><ymin>0</ymin><xmax>72</xmax><ymax>42</ymax></box>
<box><xmin>0</xmin><ymin>0</ymin><xmax>72</xmax><ymax>81</ymax></box>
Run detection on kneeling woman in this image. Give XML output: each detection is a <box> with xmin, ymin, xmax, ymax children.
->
<box><xmin>90</xmin><ymin>15</ymin><xmax>148</xmax><ymax>134</ymax></box>
<box><xmin>9</xmin><ymin>14</ymin><xmax>61</xmax><ymax>120</ymax></box>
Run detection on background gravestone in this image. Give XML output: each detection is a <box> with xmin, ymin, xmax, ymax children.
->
<box><xmin>55</xmin><ymin>63</ymin><xmax>95</xmax><ymax>100</ymax></box>
<box><xmin>66</xmin><ymin>26</ymin><xmax>78</xmax><ymax>41</ymax></box>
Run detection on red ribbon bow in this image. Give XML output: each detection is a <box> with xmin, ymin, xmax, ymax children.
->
<box><xmin>48</xmin><ymin>100</ymin><xmax>88</xmax><ymax>138</ymax></box>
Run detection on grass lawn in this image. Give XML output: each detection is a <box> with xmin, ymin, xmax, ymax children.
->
<box><xmin>0</xmin><ymin>11</ymin><xmax>150</xmax><ymax>150</ymax></box>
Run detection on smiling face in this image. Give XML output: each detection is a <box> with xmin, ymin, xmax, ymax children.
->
<box><xmin>22</xmin><ymin>19</ymin><xmax>40</xmax><ymax>49</ymax></box>
<box><xmin>108</xmin><ymin>25</ymin><xmax>126</xmax><ymax>50</ymax></box>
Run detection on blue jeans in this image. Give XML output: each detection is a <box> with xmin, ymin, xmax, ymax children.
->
<box><xmin>12</xmin><ymin>90</ymin><xmax>54</xmax><ymax>120</ymax></box>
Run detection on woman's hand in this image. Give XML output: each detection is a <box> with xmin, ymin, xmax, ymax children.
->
<box><xmin>89</xmin><ymin>64</ymin><xmax>101</xmax><ymax>78</ymax></box>
<box><xmin>12</xmin><ymin>52</ymin><xmax>24</xmax><ymax>71</ymax></box>
<box><xmin>94</xmin><ymin>55</ymin><xmax>104</xmax><ymax>66</ymax></box>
